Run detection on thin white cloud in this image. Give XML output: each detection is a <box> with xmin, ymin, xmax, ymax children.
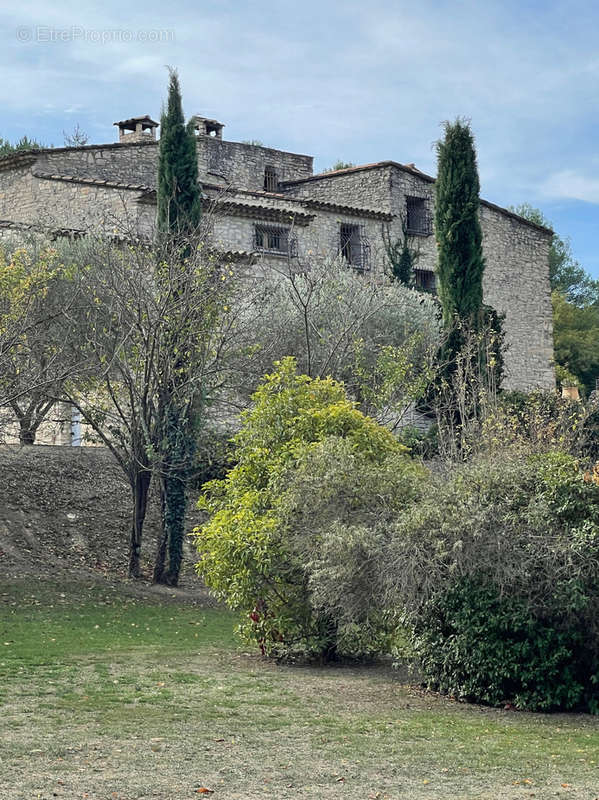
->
<box><xmin>542</xmin><ymin>170</ymin><xmax>599</xmax><ymax>205</ymax></box>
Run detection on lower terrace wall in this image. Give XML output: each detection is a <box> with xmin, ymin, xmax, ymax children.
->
<box><xmin>1</xmin><ymin>403</ymin><xmax>75</xmax><ymax>447</ymax></box>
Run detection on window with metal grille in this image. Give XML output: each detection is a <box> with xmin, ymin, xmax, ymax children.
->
<box><xmin>254</xmin><ymin>224</ymin><xmax>292</xmax><ymax>254</ymax></box>
<box><xmin>406</xmin><ymin>196</ymin><xmax>432</xmax><ymax>236</ymax></box>
<box><xmin>263</xmin><ymin>166</ymin><xmax>278</xmax><ymax>192</ymax></box>
<box><xmin>413</xmin><ymin>268</ymin><xmax>436</xmax><ymax>293</ymax></box>
<box><xmin>339</xmin><ymin>224</ymin><xmax>370</xmax><ymax>270</ymax></box>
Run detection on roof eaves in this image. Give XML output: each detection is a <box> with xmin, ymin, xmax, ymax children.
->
<box><xmin>280</xmin><ymin>161</ymin><xmax>435</xmax><ymax>186</ymax></box>
<box><xmin>34</xmin><ymin>172</ymin><xmax>153</xmax><ymax>192</ymax></box>
<box><xmin>222</xmin><ymin>187</ymin><xmax>392</xmax><ymax>220</ymax></box>
<box><xmin>0</xmin><ymin>140</ymin><xmax>159</xmax><ymax>169</ymax></box>
<box><xmin>480</xmin><ymin>199</ymin><xmax>554</xmax><ymax>235</ymax></box>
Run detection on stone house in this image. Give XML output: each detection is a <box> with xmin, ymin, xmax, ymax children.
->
<box><xmin>0</xmin><ymin>113</ymin><xmax>555</xmax><ymax>444</ymax></box>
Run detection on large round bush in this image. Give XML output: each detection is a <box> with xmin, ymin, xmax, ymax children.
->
<box><xmin>194</xmin><ymin>358</ymin><xmax>425</xmax><ymax>661</ymax></box>
<box><xmin>390</xmin><ymin>451</ymin><xmax>599</xmax><ymax>712</ymax></box>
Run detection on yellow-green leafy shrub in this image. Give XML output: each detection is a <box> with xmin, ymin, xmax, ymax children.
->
<box><xmin>194</xmin><ymin>358</ymin><xmax>424</xmax><ymax>660</ymax></box>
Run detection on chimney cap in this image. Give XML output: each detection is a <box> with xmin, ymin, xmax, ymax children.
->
<box><xmin>192</xmin><ymin>115</ymin><xmax>225</xmax><ymax>138</ymax></box>
<box><xmin>113</xmin><ymin>115</ymin><xmax>159</xmax><ymax>131</ymax></box>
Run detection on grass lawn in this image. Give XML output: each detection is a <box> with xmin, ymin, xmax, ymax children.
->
<box><xmin>1</xmin><ymin>578</ymin><xmax>599</xmax><ymax>800</ymax></box>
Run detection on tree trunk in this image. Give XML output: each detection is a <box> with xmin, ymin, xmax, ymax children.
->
<box><xmin>152</xmin><ymin>476</ymin><xmax>168</xmax><ymax>584</ymax></box>
<box><xmin>153</xmin><ymin>472</ymin><xmax>187</xmax><ymax>586</ymax></box>
<box><xmin>153</xmin><ymin>404</ymin><xmax>194</xmax><ymax>587</ymax></box>
<box><xmin>164</xmin><ymin>473</ymin><xmax>187</xmax><ymax>586</ymax></box>
<box><xmin>18</xmin><ymin>422</ymin><xmax>36</xmax><ymax>446</ymax></box>
<box><xmin>128</xmin><ymin>468</ymin><xmax>152</xmax><ymax>579</ymax></box>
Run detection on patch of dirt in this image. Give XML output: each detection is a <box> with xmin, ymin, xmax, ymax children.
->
<box><xmin>0</xmin><ymin>444</ymin><xmax>209</xmax><ymax>601</ymax></box>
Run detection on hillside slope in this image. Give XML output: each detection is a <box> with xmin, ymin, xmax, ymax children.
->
<box><xmin>0</xmin><ymin>445</ymin><xmax>202</xmax><ymax>586</ymax></box>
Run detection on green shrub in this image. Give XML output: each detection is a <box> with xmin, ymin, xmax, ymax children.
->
<box><xmin>413</xmin><ymin>579</ymin><xmax>589</xmax><ymax>711</ymax></box>
<box><xmin>390</xmin><ymin>451</ymin><xmax>599</xmax><ymax>712</ymax></box>
<box><xmin>194</xmin><ymin>358</ymin><xmax>425</xmax><ymax>661</ymax></box>
<box><xmin>278</xmin><ymin>435</ymin><xmax>426</xmax><ymax>659</ymax></box>
<box><xmin>396</xmin><ymin>423</ymin><xmax>439</xmax><ymax>459</ymax></box>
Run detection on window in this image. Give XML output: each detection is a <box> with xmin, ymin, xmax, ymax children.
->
<box><xmin>406</xmin><ymin>196</ymin><xmax>432</xmax><ymax>236</ymax></box>
<box><xmin>413</xmin><ymin>268</ymin><xmax>436</xmax><ymax>293</ymax></box>
<box><xmin>254</xmin><ymin>224</ymin><xmax>293</xmax><ymax>255</ymax></box>
<box><xmin>263</xmin><ymin>166</ymin><xmax>278</xmax><ymax>192</ymax></box>
<box><xmin>339</xmin><ymin>224</ymin><xmax>370</xmax><ymax>270</ymax></box>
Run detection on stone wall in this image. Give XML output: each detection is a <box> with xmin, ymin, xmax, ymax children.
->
<box><xmin>283</xmin><ymin>165</ymin><xmax>393</xmax><ymax>212</ymax></box>
<box><xmin>198</xmin><ymin>137</ymin><xmax>313</xmax><ymax>191</ymax></box>
<box><xmin>1</xmin><ymin>403</ymin><xmax>73</xmax><ymax>446</ymax></box>
<box><xmin>0</xmin><ymin>172</ymin><xmax>145</xmax><ymax>233</ymax></box>
<box><xmin>281</xmin><ymin>163</ymin><xmax>438</xmax><ymax>277</ymax></box>
<box><xmin>3</xmin><ymin>136</ymin><xmax>313</xmax><ymax>197</ymax></box>
<box><xmin>385</xmin><ymin>164</ymin><xmax>554</xmax><ymax>391</ymax></box>
<box><xmin>480</xmin><ymin>205</ymin><xmax>555</xmax><ymax>391</ymax></box>
<box><xmin>0</xmin><ymin>134</ymin><xmax>555</xmax><ymax>393</ymax></box>
<box><xmin>0</xmin><ymin>165</ymin><xmax>35</xmax><ymax>224</ymax></box>
<box><xmin>36</xmin><ymin>141</ymin><xmax>159</xmax><ymax>185</ymax></box>
<box><xmin>208</xmin><ymin>205</ymin><xmax>387</xmax><ymax>271</ymax></box>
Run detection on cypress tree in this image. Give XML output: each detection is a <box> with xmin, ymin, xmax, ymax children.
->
<box><xmin>435</xmin><ymin>118</ymin><xmax>485</xmax><ymax>328</ymax></box>
<box><xmin>157</xmin><ymin>69</ymin><xmax>202</xmax><ymax>237</ymax></box>
<box><xmin>153</xmin><ymin>69</ymin><xmax>201</xmax><ymax>586</ymax></box>
<box><xmin>432</xmin><ymin>119</ymin><xmax>504</xmax><ymax>433</ymax></box>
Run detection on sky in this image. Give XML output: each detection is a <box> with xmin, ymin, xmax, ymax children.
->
<box><xmin>2</xmin><ymin>0</ymin><xmax>598</xmax><ymax>276</ymax></box>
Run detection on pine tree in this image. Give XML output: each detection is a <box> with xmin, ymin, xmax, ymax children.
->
<box><xmin>435</xmin><ymin>119</ymin><xmax>485</xmax><ymax>328</ymax></box>
<box><xmin>153</xmin><ymin>69</ymin><xmax>202</xmax><ymax>586</ymax></box>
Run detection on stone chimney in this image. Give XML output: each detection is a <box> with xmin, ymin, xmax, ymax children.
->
<box><xmin>114</xmin><ymin>115</ymin><xmax>159</xmax><ymax>143</ymax></box>
<box><xmin>192</xmin><ymin>116</ymin><xmax>224</xmax><ymax>139</ymax></box>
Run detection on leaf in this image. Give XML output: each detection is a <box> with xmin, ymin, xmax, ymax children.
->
<box><xmin>195</xmin><ymin>789</ymin><xmax>214</xmax><ymax>795</ymax></box>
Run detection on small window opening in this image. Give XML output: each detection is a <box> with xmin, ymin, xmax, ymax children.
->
<box><xmin>413</xmin><ymin>269</ymin><xmax>436</xmax><ymax>293</ymax></box>
<box><xmin>254</xmin><ymin>224</ymin><xmax>289</xmax><ymax>253</ymax></box>
<box><xmin>264</xmin><ymin>166</ymin><xmax>278</xmax><ymax>193</ymax></box>
<box><xmin>339</xmin><ymin>223</ymin><xmax>369</xmax><ymax>269</ymax></box>
<box><xmin>406</xmin><ymin>196</ymin><xmax>432</xmax><ymax>236</ymax></box>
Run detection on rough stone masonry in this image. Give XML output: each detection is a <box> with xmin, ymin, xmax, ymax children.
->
<box><xmin>0</xmin><ymin>112</ymin><xmax>555</xmax><ymax>394</ymax></box>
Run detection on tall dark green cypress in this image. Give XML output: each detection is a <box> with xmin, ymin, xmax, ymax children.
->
<box><xmin>153</xmin><ymin>69</ymin><xmax>201</xmax><ymax>586</ymax></box>
<box><xmin>157</xmin><ymin>69</ymin><xmax>202</xmax><ymax>237</ymax></box>
<box><xmin>435</xmin><ymin>119</ymin><xmax>485</xmax><ymax>328</ymax></box>
<box><xmin>432</xmin><ymin>119</ymin><xmax>504</xmax><ymax>428</ymax></box>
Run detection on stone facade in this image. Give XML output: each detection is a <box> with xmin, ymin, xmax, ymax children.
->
<box><xmin>282</xmin><ymin>163</ymin><xmax>555</xmax><ymax>391</ymax></box>
<box><xmin>0</xmin><ymin>114</ymin><xmax>555</xmax><ymax>394</ymax></box>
